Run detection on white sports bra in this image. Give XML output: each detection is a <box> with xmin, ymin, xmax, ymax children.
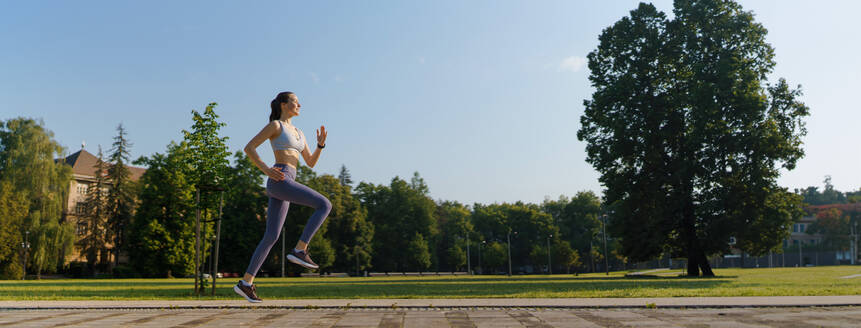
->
<box><xmin>270</xmin><ymin>120</ymin><xmax>305</xmax><ymax>153</ymax></box>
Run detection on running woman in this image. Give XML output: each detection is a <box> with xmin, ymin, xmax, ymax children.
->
<box><xmin>234</xmin><ymin>91</ymin><xmax>331</xmax><ymax>303</ymax></box>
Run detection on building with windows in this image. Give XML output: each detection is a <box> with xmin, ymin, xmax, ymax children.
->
<box><xmin>786</xmin><ymin>215</ymin><xmax>822</xmax><ymax>248</ymax></box>
<box><xmin>58</xmin><ymin>148</ymin><xmax>146</xmax><ymax>265</ymax></box>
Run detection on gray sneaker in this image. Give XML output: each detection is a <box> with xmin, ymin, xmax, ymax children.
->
<box><xmin>287</xmin><ymin>249</ymin><xmax>319</xmax><ymax>269</ymax></box>
<box><xmin>233</xmin><ymin>280</ymin><xmax>262</xmax><ymax>303</ymax></box>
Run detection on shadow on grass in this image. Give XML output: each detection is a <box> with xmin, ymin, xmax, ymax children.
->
<box><xmin>0</xmin><ymin>276</ymin><xmax>735</xmax><ymax>300</ymax></box>
<box><xmin>258</xmin><ymin>274</ymin><xmax>739</xmax><ymax>285</ymax></box>
<box><xmin>0</xmin><ymin>280</ymin><xmax>194</xmax><ymax>289</ymax></box>
<box><xmin>0</xmin><ymin>274</ymin><xmax>751</xmax><ymax>300</ymax></box>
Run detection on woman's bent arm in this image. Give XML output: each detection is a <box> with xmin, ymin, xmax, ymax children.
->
<box><xmin>301</xmin><ymin>146</ymin><xmax>322</xmax><ymax>168</ymax></box>
<box><xmin>301</xmin><ymin>125</ymin><xmax>327</xmax><ymax>168</ymax></box>
<box><xmin>244</xmin><ymin>121</ymin><xmax>284</xmax><ymax>180</ymax></box>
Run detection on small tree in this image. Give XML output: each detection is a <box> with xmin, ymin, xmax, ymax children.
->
<box><xmin>408</xmin><ymin>233</ymin><xmax>431</xmax><ymax>271</ymax></box>
<box><xmin>338</xmin><ymin>164</ymin><xmax>353</xmax><ymax>187</ymax></box>
<box><xmin>106</xmin><ymin>124</ymin><xmax>135</xmax><ymax>271</ymax></box>
<box><xmin>80</xmin><ymin>146</ymin><xmax>110</xmax><ymax>273</ymax></box>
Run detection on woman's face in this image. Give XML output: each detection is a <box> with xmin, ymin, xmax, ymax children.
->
<box><xmin>281</xmin><ymin>94</ymin><xmax>301</xmax><ymax>117</ymax></box>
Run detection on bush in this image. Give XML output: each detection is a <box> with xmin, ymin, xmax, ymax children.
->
<box><xmin>65</xmin><ymin>261</ymin><xmax>88</xmax><ymax>278</ymax></box>
<box><xmin>0</xmin><ymin>261</ymin><xmax>23</xmax><ymax>280</ymax></box>
<box><xmin>112</xmin><ymin>264</ymin><xmax>141</xmax><ymax>278</ymax></box>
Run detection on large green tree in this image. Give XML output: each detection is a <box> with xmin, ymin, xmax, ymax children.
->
<box><xmin>0</xmin><ymin>180</ymin><xmax>29</xmax><ymax>279</ymax></box>
<box><xmin>321</xmin><ymin>169</ymin><xmax>374</xmax><ymax>275</ymax></box>
<box><xmin>435</xmin><ymin>201</ymin><xmax>473</xmax><ymax>272</ymax></box>
<box><xmin>472</xmin><ymin>202</ymin><xmax>558</xmax><ymax>273</ymax></box>
<box><xmin>277</xmin><ymin>164</ymin><xmax>369</xmax><ymax>275</ymax></box>
<box><xmin>106</xmin><ymin>123</ymin><xmax>136</xmax><ymax>271</ymax></box>
<box><xmin>807</xmin><ymin>208</ymin><xmax>851</xmax><ymax>251</ymax></box>
<box><xmin>578</xmin><ymin>1</ymin><xmax>808</xmax><ymax>276</ymax></box>
<box><xmin>181</xmin><ymin>103</ymin><xmax>231</xmax><ymax>277</ymax></box>
<box><xmin>128</xmin><ymin>141</ymin><xmax>196</xmax><ymax>277</ymax></box>
<box><xmin>79</xmin><ymin>146</ymin><xmax>110</xmax><ymax>274</ymax></box>
<box><xmin>218</xmin><ymin>151</ymin><xmax>268</xmax><ymax>275</ymax></box>
<box><xmin>541</xmin><ymin>192</ymin><xmax>602</xmax><ymax>271</ymax></box>
<box><xmin>0</xmin><ymin>118</ymin><xmax>73</xmax><ymax>279</ymax></box>
<box><xmin>356</xmin><ymin>172</ymin><xmax>437</xmax><ymax>272</ymax></box>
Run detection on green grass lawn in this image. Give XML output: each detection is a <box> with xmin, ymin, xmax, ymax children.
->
<box><xmin>1</xmin><ymin>266</ymin><xmax>859</xmax><ymax>300</ymax></box>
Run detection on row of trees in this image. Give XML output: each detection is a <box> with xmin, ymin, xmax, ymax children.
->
<box><xmin>117</xmin><ymin>103</ymin><xmax>610</xmax><ymax>277</ymax></box>
<box><xmin>0</xmin><ymin>110</ymin><xmax>856</xmax><ymax>280</ymax></box>
<box><xmin>0</xmin><ymin>118</ymin><xmax>138</xmax><ymax>279</ymax></box>
<box><xmin>0</xmin><ymin>109</ymin><xmax>615</xmax><ymax>280</ymax></box>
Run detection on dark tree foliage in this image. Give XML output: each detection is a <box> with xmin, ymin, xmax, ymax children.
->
<box><xmin>338</xmin><ymin>164</ymin><xmax>353</xmax><ymax>187</ymax></box>
<box><xmin>217</xmin><ymin>151</ymin><xmax>268</xmax><ymax>275</ymax></box>
<box><xmin>79</xmin><ymin>146</ymin><xmax>110</xmax><ymax>274</ymax></box>
<box><xmin>578</xmin><ymin>1</ymin><xmax>809</xmax><ymax>276</ymax></box>
<box><xmin>797</xmin><ymin>176</ymin><xmax>848</xmax><ymax>205</ymax></box>
<box><xmin>128</xmin><ymin>142</ymin><xmax>196</xmax><ymax>277</ymax></box>
<box><xmin>471</xmin><ymin>202</ymin><xmax>557</xmax><ymax>273</ymax></box>
<box><xmin>107</xmin><ymin>124</ymin><xmax>135</xmax><ymax>271</ymax></box>
<box><xmin>355</xmin><ymin>173</ymin><xmax>437</xmax><ymax>272</ymax></box>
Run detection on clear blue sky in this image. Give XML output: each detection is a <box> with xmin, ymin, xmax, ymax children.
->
<box><xmin>2</xmin><ymin>1</ymin><xmax>858</xmax><ymax>205</ymax></box>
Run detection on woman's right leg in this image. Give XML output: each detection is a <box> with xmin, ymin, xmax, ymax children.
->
<box><xmin>244</xmin><ymin>195</ymin><xmax>290</xmax><ymax>283</ymax></box>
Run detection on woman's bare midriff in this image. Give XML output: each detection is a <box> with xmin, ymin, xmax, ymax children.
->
<box><xmin>273</xmin><ymin>149</ymin><xmax>301</xmax><ymax>169</ymax></box>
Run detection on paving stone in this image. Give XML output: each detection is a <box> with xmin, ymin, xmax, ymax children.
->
<box><xmin>403</xmin><ymin>311</ymin><xmax>448</xmax><ymax>328</ymax></box>
<box><xmin>803</xmin><ymin>319</ymin><xmax>861</xmax><ymax>328</ymax></box>
<box><xmin>468</xmin><ymin>310</ymin><xmax>522</xmax><ymax>328</ymax></box>
<box><xmin>331</xmin><ymin>311</ymin><xmax>387</xmax><ymax>328</ymax></box>
<box><xmin>266</xmin><ymin>311</ymin><xmax>327</xmax><ymax>328</ymax></box>
<box><xmin>589</xmin><ymin>309</ymin><xmax>650</xmax><ymax>320</ymax></box>
<box><xmin>133</xmin><ymin>311</ymin><xmax>219</xmax><ymax>328</ymax></box>
<box><xmin>618</xmin><ymin>319</ymin><xmax>683</xmax><ymax>327</ymax></box>
<box><xmin>530</xmin><ymin>311</ymin><xmax>602</xmax><ymax>328</ymax></box>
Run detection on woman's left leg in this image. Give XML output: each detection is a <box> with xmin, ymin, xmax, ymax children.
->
<box><xmin>266</xmin><ymin>177</ymin><xmax>332</xmax><ymax>246</ymax></box>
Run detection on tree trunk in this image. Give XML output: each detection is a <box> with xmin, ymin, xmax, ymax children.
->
<box><xmin>697</xmin><ymin>247</ymin><xmax>714</xmax><ymax>276</ymax></box>
<box><xmin>686</xmin><ymin>244</ymin><xmax>700</xmax><ymax>276</ymax></box>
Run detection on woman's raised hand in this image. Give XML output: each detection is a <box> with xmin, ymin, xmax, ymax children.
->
<box><xmin>317</xmin><ymin>125</ymin><xmax>327</xmax><ymax>147</ymax></box>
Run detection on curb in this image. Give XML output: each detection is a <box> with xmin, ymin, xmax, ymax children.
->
<box><xmin>4</xmin><ymin>304</ymin><xmax>861</xmax><ymax>311</ymax></box>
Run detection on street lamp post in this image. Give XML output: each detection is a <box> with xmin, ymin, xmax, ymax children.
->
<box><xmin>465</xmin><ymin>234</ymin><xmax>471</xmax><ymax>275</ymax></box>
<box><xmin>547</xmin><ymin>234</ymin><xmax>552</xmax><ymax>275</ymax></box>
<box><xmin>212</xmin><ymin>192</ymin><xmax>224</xmax><ymax>296</ymax></box>
<box><xmin>21</xmin><ymin>231</ymin><xmax>30</xmax><ymax>280</ymax></box>
<box><xmin>799</xmin><ymin>239</ymin><xmax>803</xmax><ymax>266</ymax></box>
<box><xmin>282</xmin><ymin>226</ymin><xmax>286</xmax><ymax>277</ymax></box>
<box><xmin>194</xmin><ymin>189</ymin><xmax>201</xmax><ymax>295</ymax></box>
<box><xmin>507</xmin><ymin>231</ymin><xmax>517</xmax><ymax>277</ymax></box>
<box><xmin>602</xmin><ymin>214</ymin><xmax>609</xmax><ymax>275</ymax></box>
<box><xmin>478</xmin><ymin>240</ymin><xmax>485</xmax><ymax>275</ymax></box>
<box><xmin>851</xmin><ymin>221</ymin><xmax>858</xmax><ymax>265</ymax></box>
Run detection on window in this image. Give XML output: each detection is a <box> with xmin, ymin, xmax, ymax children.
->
<box><xmin>76</xmin><ymin>221</ymin><xmax>88</xmax><ymax>236</ymax></box>
<box><xmin>793</xmin><ymin>224</ymin><xmax>798</xmax><ymax>233</ymax></box>
<box><xmin>75</xmin><ymin>202</ymin><xmax>86</xmax><ymax>215</ymax></box>
<box><xmin>76</xmin><ymin>183</ymin><xmax>89</xmax><ymax>195</ymax></box>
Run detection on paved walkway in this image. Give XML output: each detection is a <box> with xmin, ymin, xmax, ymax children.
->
<box><xmin>2</xmin><ymin>307</ymin><xmax>861</xmax><ymax>327</ymax></box>
<box><xmin>3</xmin><ymin>298</ymin><xmax>861</xmax><ymax>327</ymax></box>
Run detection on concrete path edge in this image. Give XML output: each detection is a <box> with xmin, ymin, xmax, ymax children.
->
<box><xmin>2</xmin><ymin>296</ymin><xmax>861</xmax><ymax>310</ymax></box>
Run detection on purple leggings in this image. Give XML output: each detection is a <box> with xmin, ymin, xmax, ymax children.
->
<box><xmin>245</xmin><ymin>163</ymin><xmax>332</xmax><ymax>277</ymax></box>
